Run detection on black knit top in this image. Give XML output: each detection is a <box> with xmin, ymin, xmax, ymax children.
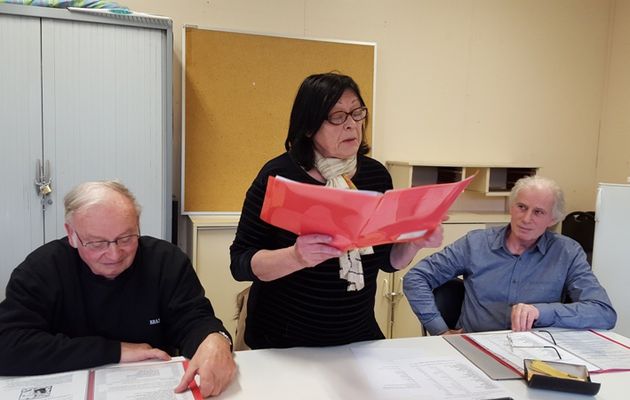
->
<box><xmin>0</xmin><ymin>236</ymin><xmax>228</xmax><ymax>375</ymax></box>
<box><xmin>230</xmin><ymin>152</ymin><xmax>397</xmax><ymax>349</ymax></box>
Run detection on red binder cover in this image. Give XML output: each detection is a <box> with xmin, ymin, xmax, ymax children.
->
<box><xmin>260</xmin><ymin>174</ymin><xmax>474</xmax><ymax>251</ymax></box>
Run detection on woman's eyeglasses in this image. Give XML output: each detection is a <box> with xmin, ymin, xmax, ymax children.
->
<box><xmin>326</xmin><ymin>106</ymin><xmax>368</xmax><ymax>125</ymax></box>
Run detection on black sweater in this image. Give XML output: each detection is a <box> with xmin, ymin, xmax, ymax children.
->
<box><xmin>0</xmin><ymin>236</ymin><xmax>228</xmax><ymax>375</ymax></box>
<box><xmin>230</xmin><ymin>152</ymin><xmax>397</xmax><ymax>349</ymax></box>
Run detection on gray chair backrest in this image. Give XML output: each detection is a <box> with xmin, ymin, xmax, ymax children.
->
<box><xmin>561</xmin><ymin>211</ymin><xmax>595</xmax><ymax>264</ymax></box>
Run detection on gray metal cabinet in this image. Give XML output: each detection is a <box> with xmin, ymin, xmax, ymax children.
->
<box><xmin>0</xmin><ymin>5</ymin><xmax>173</xmax><ymax>298</ymax></box>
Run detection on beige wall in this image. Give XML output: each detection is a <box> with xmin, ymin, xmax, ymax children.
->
<box><xmin>123</xmin><ymin>0</ymin><xmax>622</xmax><ymax>222</ymax></box>
<box><xmin>598</xmin><ymin>0</ymin><xmax>630</xmax><ymax>185</ymax></box>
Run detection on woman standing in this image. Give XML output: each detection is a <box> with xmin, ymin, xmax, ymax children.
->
<box><xmin>230</xmin><ymin>72</ymin><xmax>443</xmax><ymax>349</ymax></box>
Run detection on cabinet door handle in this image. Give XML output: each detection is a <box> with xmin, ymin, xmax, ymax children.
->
<box><xmin>383</xmin><ymin>277</ymin><xmax>403</xmax><ymax>303</ymax></box>
<box><xmin>395</xmin><ymin>276</ymin><xmax>404</xmax><ymax>297</ymax></box>
<box><xmin>382</xmin><ymin>278</ymin><xmax>390</xmax><ymax>299</ymax></box>
<box><xmin>383</xmin><ymin>278</ymin><xmax>399</xmax><ymax>300</ymax></box>
<box><xmin>388</xmin><ymin>277</ymin><xmax>404</xmax><ymax>305</ymax></box>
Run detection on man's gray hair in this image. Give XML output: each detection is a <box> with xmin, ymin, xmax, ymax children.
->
<box><xmin>64</xmin><ymin>180</ymin><xmax>142</xmax><ymax>224</ymax></box>
<box><xmin>509</xmin><ymin>175</ymin><xmax>565</xmax><ymax>223</ymax></box>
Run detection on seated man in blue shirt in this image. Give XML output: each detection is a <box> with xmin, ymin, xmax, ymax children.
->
<box><xmin>403</xmin><ymin>175</ymin><xmax>616</xmax><ymax>336</ymax></box>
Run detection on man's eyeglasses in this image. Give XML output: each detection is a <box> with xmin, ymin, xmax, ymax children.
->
<box><xmin>74</xmin><ymin>230</ymin><xmax>140</xmax><ymax>251</ymax></box>
<box><xmin>326</xmin><ymin>106</ymin><xmax>368</xmax><ymax>126</ymax></box>
<box><xmin>507</xmin><ymin>330</ymin><xmax>562</xmax><ymax>360</ymax></box>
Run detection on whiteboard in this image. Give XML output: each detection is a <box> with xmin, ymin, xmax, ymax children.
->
<box><xmin>592</xmin><ymin>183</ymin><xmax>630</xmax><ymax>337</ymax></box>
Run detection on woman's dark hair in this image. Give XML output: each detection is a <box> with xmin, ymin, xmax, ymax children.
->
<box><xmin>284</xmin><ymin>72</ymin><xmax>370</xmax><ymax>170</ymax></box>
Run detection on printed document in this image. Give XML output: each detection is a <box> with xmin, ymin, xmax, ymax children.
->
<box><xmin>465</xmin><ymin>331</ymin><xmax>600</xmax><ymax>374</ymax></box>
<box><xmin>351</xmin><ymin>347</ymin><xmax>513</xmax><ymax>400</ymax></box>
<box><xmin>0</xmin><ymin>370</ymin><xmax>88</xmax><ymax>400</ymax></box>
<box><xmin>92</xmin><ymin>358</ymin><xmax>199</xmax><ymax>400</ymax></box>
<box><xmin>0</xmin><ymin>358</ymin><xmax>199</xmax><ymax>400</ymax></box>
<box><xmin>550</xmin><ymin>330</ymin><xmax>630</xmax><ymax>372</ymax></box>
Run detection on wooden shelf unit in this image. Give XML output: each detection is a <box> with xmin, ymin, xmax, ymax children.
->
<box><xmin>387</xmin><ymin>161</ymin><xmax>537</xmax><ymax>196</ymax></box>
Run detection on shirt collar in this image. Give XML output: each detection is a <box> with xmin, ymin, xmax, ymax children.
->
<box><xmin>491</xmin><ymin>224</ymin><xmax>551</xmax><ymax>255</ymax></box>
<box><xmin>490</xmin><ymin>225</ymin><xmax>509</xmax><ymax>251</ymax></box>
<box><xmin>534</xmin><ymin>230</ymin><xmax>552</xmax><ymax>255</ymax></box>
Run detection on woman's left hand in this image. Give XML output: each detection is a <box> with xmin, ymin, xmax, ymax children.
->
<box><xmin>390</xmin><ymin>221</ymin><xmax>446</xmax><ymax>269</ymax></box>
<box><xmin>409</xmin><ymin>224</ymin><xmax>444</xmax><ymax>251</ymax></box>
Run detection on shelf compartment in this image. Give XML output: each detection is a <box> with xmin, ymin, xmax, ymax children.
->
<box><xmin>465</xmin><ymin>167</ymin><xmax>538</xmax><ymax>196</ymax></box>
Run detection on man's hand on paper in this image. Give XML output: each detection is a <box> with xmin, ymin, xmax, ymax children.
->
<box><xmin>174</xmin><ymin>332</ymin><xmax>236</xmax><ymax>397</ymax></box>
<box><xmin>293</xmin><ymin>234</ymin><xmax>343</xmax><ymax>268</ymax></box>
<box><xmin>511</xmin><ymin>303</ymin><xmax>540</xmax><ymax>331</ymax></box>
<box><xmin>120</xmin><ymin>342</ymin><xmax>171</xmax><ymax>363</ymax></box>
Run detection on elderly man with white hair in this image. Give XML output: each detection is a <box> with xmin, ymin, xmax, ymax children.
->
<box><xmin>403</xmin><ymin>175</ymin><xmax>616</xmax><ymax>336</ymax></box>
<box><xmin>0</xmin><ymin>181</ymin><xmax>236</xmax><ymax>397</ymax></box>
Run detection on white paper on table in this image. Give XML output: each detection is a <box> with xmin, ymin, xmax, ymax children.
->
<box><xmin>549</xmin><ymin>330</ymin><xmax>630</xmax><ymax>372</ymax></box>
<box><xmin>0</xmin><ymin>369</ymin><xmax>89</xmax><ymax>400</ymax></box>
<box><xmin>350</xmin><ymin>347</ymin><xmax>513</xmax><ymax>400</ymax></box>
<box><xmin>92</xmin><ymin>357</ymin><xmax>197</xmax><ymax>400</ymax></box>
<box><xmin>466</xmin><ymin>331</ymin><xmax>600</xmax><ymax>373</ymax></box>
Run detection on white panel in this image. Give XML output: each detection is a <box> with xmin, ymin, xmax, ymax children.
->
<box><xmin>592</xmin><ymin>183</ymin><xmax>630</xmax><ymax>337</ymax></box>
<box><xmin>41</xmin><ymin>19</ymin><xmax>167</xmax><ymax>240</ymax></box>
<box><xmin>0</xmin><ymin>14</ymin><xmax>43</xmax><ymax>298</ymax></box>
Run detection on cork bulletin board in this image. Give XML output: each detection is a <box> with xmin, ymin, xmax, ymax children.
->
<box><xmin>182</xmin><ymin>27</ymin><xmax>375</xmax><ymax>213</ymax></box>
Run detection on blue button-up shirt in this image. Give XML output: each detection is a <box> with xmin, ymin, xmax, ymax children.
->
<box><xmin>403</xmin><ymin>225</ymin><xmax>617</xmax><ymax>335</ymax></box>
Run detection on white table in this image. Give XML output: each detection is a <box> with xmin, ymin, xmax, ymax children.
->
<box><xmin>218</xmin><ymin>333</ymin><xmax>629</xmax><ymax>400</ymax></box>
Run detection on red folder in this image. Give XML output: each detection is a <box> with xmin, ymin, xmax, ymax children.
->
<box><xmin>260</xmin><ymin>175</ymin><xmax>474</xmax><ymax>251</ymax></box>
